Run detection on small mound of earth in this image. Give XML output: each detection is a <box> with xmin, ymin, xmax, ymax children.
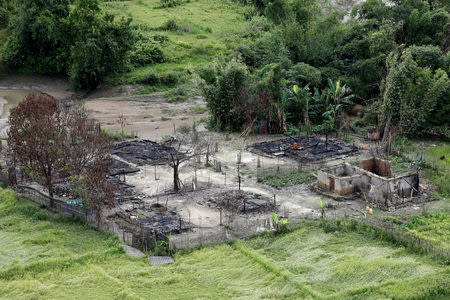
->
<box><xmin>206</xmin><ymin>190</ymin><xmax>275</xmax><ymax>214</ymax></box>
<box><xmin>112</xmin><ymin>139</ymin><xmax>177</xmax><ymax>166</ymax></box>
<box><xmin>251</xmin><ymin>136</ymin><xmax>358</xmax><ymax>162</ymax></box>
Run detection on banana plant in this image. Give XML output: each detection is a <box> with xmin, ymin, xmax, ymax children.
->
<box><xmin>272</xmin><ymin>213</ymin><xmax>290</xmax><ymax>233</ymax></box>
<box><xmin>318</xmin><ymin>197</ymin><xmax>325</xmax><ymax>218</ymax></box>
<box><xmin>322</xmin><ymin>79</ymin><xmax>354</xmax><ymax>130</ymax></box>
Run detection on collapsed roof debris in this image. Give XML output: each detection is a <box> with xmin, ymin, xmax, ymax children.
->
<box><xmin>112</xmin><ymin>139</ymin><xmax>178</xmax><ymax>166</ymax></box>
<box><xmin>205</xmin><ymin>190</ymin><xmax>276</xmax><ymax>214</ymax></box>
<box><xmin>250</xmin><ymin>136</ymin><xmax>358</xmax><ymax>161</ymax></box>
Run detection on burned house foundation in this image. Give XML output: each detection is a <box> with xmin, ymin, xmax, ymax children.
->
<box><xmin>318</xmin><ymin>157</ymin><xmax>420</xmax><ymax>210</ymax></box>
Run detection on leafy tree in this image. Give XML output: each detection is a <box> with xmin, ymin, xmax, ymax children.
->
<box><xmin>257</xmin><ymin>63</ymin><xmax>287</xmax><ymax>133</ymax></box>
<box><xmin>202</xmin><ymin>59</ymin><xmax>250</xmax><ymax>131</ymax></box>
<box><xmin>2</xmin><ymin>0</ymin><xmax>135</xmax><ymax>90</ymax></box>
<box><xmin>68</xmin><ymin>0</ymin><xmax>134</xmax><ymax>90</ymax></box>
<box><xmin>71</xmin><ymin>158</ymin><xmax>115</xmax><ymax>229</ymax></box>
<box><xmin>8</xmin><ymin>93</ymin><xmax>65</xmax><ymax>206</ymax></box>
<box><xmin>287</xmin><ymin>63</ymin><xmax>321</xmax><ymax>87</ymax></box>
<box><xmin>8</xmin><ymin>93</ymin><xmax>115</xmax><ymax>213</ymax></box>
<box><xmin>383</xmin><ymin>45</ymin><xmax>449</xmax><ymax>138</ymax></box>
<box><xmin>0</xmin><ymin>0</ymin><xmax>13</xmax><ymax>28</ymax></box>
<box><xmin>2</xmin><ymin>0</ymin><xmax>71</xmax><ymax>73</ymax></box>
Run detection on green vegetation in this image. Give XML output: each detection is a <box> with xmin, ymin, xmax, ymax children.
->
<box><xmin>1</xmin><ymin>189</ymin><xmax>449</xmax><ymax>299</ymax></box>
<box><xmin>258</xmin><ymin>170</ymin><xmax>315</xmax><ymax>188</ymax></box>
<box><xmin>406</xmin><ymin>210</ymin><xmax>450</xmax><ymax>250</ymax></box>
<box><xmin>424</xmin><ymin>144</ymin><xmax>450</xmax><ymax>197</ymax></box>
<box><xmin>383</xmin><ymin>209</ymin><xmax>450</xmax><ymax>251</ymax></box>
<box><xmin>102</xmin><ymin>0</ymin><xmax>248</xmax><ymax>85</ymax></box>
<box><xmin>242</xmin><ymin>220</ymin><xmax>450</xmax><ymax>298</ymax></box>
<box><xmin>196</xmin><ymin>0</ymin><xmax>449</xmax><ymax>138</ymax></box>
<box><xmin>2</xmin><ymin>0</ymin><xmax>134</xmax><ymax>90</ymax></box>
<box><xmin>102</xmin><ymin>128</ymin><xmax>137</xmax><ymax>141</ymax></box>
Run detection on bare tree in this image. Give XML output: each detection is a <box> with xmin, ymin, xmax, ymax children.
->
<box><xmin>163</xmin><ymin>131</ymin><xmax>210</xmax><ymax>193</ymax></box>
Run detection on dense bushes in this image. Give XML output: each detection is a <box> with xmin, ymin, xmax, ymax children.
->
<box><xmin>199</xmin><ymin>0</ymin><xmax>449</xmax><ymax>138</ymax></box>
<box><xmin>202</xmin><ymin>59</ymin><xmax>250</xmax><ymax>131</ymax></box>
<box><xmin>383</xmin><ymin>45</ymin><xmax>449</xmax><ymax>138</ymax></box>
<box><xmin>1</xmin><ymin>0</ymin><xmax>137</xmax><ymax>90</ymax></box>
<box><xmin>0</xmin><ymin>0</ymin><xmax>12</xmax><ymax>28</ymax></box>
<box><xmin>129</xmin><ymin>32</ymin><xmax>166</xmax><ymax>67</ymax></box>
<box><xmin>160</xmin><ymin>0</ymin><xmax>182</xmax><ymax>8</ymax></box>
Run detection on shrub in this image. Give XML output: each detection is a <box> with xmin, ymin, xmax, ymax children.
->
<box><xmin>32</xmin><ymin>210</ymin><xmax>49</xmax><ymax>221</ymax></box>
<box><xmin>0</xmin><ymin>188</ymin><xmax>18</xmax><ymax>209</ymax></box>
<box><xmin>142</xmin><ymin>72</ymin><xmax>161</xmax><ymax>85</ymax></box>
<box><xmin>196</xmin><ymin>65</ymin><xmax>216</xmax><ymax>85</ymax></box>
<box><xmin>129</xmin><ymin>41</ymin><xmax>165</xmax><ymax>67</ymax></box>
<box><xmin>165</xmin><ymin>85</ymin><xmax>189</xmax><ymax>102</ymax></box>
<box><xmin>53</xmin><ymin>214</ymin><xmax>86</xmax><ymax>225</ymax></box>
<box><xmin>160</xmin><ymin>72</ymin><xmax>179</xmax><ymax>86</ymax></box>
<box><xmin>272</xmin><ymin>213</ymin><xmax>290</xmax><ymax>234</ymax></box>
<box><xmin>160</xmin><ymin>18</ymin><xmax>179</xmax><ymax>31</ymax></box>
<box><xmin>160</xmin><ymin>0</ymin><xmax>182</xmax><ymax>8</ymax></box>
<box><xmin>288</xmin><ymin>63</ymin><xmax>322</xmax><ymax>87</ymax></box>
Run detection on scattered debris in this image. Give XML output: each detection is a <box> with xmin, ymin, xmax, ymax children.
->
<box><xmin>112</xmin><ymin>139</ymin><xmax>178</xmax><ymax>166</ymax></box>
<box><xmin>250</xmin><ymin>136</ymin><xmax>357</xmax><ymax>162</ymax></box>
<box><xmin>205</xmin><ymin>190</ymin><xmax>275</xmax><ymax>214</ymax></box>
<box><xmin>119</xmin><ymin>206</ymin><xmax>189</xmax><ymax>237</ymax></box>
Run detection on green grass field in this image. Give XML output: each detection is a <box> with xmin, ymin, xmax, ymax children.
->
<box><xmin>102</xmin><ymin>0</ymin><xmax>248</xmax><ymax>84</ymax></box>
<box><xmin>1</xmin><ymin>188</ymin><xmax>449</xmax><ymax>299</ymax></box>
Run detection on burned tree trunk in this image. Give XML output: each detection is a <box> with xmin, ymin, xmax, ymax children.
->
<box><xmin>8</xmin><ymin>165</ymin><xmax>17</xmax><ymax>186</ymax></box>
<box><xmin>173</xmin><ymin>159</ymin><xmax>180</xmax><ymax>193</ymax></box>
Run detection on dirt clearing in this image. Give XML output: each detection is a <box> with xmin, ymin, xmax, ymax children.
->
<box><xmin>85</xmin><ymin>94</ymin><xmax>208</xmax><ymax>140</ymax></box>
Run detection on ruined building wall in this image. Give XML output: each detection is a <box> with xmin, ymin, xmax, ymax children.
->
<box><xmin>318</xmin><ymin>161</ymin><xmax>420</xmax><ymax>210</ymax></box>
